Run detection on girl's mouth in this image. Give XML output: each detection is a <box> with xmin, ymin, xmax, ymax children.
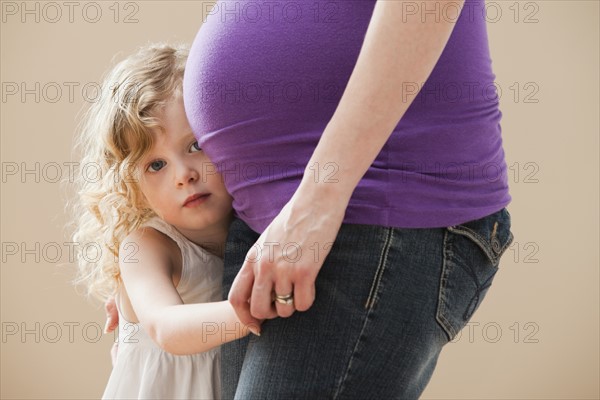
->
<box><xmin>183</xmin><ymin>193</ymin><xmax>210</xmax><ymax>207</ymax></box>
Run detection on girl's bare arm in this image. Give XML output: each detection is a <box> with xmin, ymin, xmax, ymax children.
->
<box><xmin>119</xmin><ymin>228</ymin><xmax>250</xmax><ymax>355</ymax></box>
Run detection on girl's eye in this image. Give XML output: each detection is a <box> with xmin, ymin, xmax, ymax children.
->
<box><xmin>190</xmin><ymin>141</ymin><xmax>202</xmax><ymax>153</ymax></box>
<box><xmin>147</xmin><ymin>160</ymin><xmax>166</xmax><ymax>172</ymax></box>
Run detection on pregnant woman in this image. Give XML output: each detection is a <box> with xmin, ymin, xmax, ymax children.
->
<box><xmin>184</xmin><ymin>0</ymin><xmax>514</xmax><ymax>398</ymax></box>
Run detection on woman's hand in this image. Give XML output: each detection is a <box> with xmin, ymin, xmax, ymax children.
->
<box><xmin>228</xmin><ymin>178</ymin><xmax>349</xmax><ymax>331</ymax></box>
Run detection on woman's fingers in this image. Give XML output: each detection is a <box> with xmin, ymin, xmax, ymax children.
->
<box><xmin>232</xmin><ymin>256</ymin><xmax>319</xmax><ymax>322</ymax></box>
<box><xmin>249</xmin><ymin>267</ymin><xmax>278</xmax><ymax>320</ymax></box>
<box><xmin>273</xmin><ymin>278</ymin><xmax>295</xmax><ymax>318</ymax></box>
<box><xmin>251</xmin><ymin>256</ymin><xmax>315</xmax><ymax>318</ymax></box>
<box><xmin>229</xmin><ymin>261</ymin><xmax>264</xmax><ymax>335</ymax></box>
<box><xmin>292</xmin><ymin>276</ymin><xmax>316</xmax><ymax>312</ymax></box>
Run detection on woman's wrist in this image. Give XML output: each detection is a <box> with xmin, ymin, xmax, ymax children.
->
<box><xmin>300</xmin><ymin>128</ymin><xmax>361</xmax><ymax>200</ymax></box>
<box><xmin>297</xmin><ymin>170</ymin><xmax>354</xmax><ymax>209</ymax></box>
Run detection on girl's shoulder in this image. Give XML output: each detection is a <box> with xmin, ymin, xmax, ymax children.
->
<box><xmin>119</xmin><ymin>219</ymin><xmax>181</xmax><ymax>268</ymax></box>
<box><xmin>121</xmin><ymin>222</ymin><xmax>173</xmax><ymax>250</ymax></box>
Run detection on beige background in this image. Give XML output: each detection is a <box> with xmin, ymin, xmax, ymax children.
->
<box><xmin>1</xmin><ymin>1</ymin><xmax>598</xmax><ymax>398</ymax></box>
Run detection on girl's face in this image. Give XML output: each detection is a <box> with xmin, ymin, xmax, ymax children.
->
<box><xmin>138</xmin><ymin>97</ymin><xmax>233</xmax><ymax>239</ymax></box>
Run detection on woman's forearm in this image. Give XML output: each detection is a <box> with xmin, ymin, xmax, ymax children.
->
<box><xmin>301</xmin><ymin>0</ymin><xmax>464</xmax><ymax>199</ymax></box>
<box><xmin>227</xmin><ymin>1</ymin><xmax>467</xmax><ymax>326</ymax></box>
<box><xmin>147</xmin><ymin>300</ymin><xmax>250</xmax><ymax>355</ymax></box>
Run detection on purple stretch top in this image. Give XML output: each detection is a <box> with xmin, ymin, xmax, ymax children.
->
<box><xmin>184</xmin><ymin>0</ymin><xmax>511</xmax><ymax>233</ymax></box>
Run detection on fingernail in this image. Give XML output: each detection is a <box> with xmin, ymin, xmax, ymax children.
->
<box><xmin>249</xmin><ymin>327</ymin><xmax>261</xmax><ymax>336</ymax></box>
<box><xmin>103</xmin><ymin>320</ymin><xmax>110</xmax><ymax>334</ymax></box>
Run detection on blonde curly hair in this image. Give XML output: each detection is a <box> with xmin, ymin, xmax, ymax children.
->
<box><xmin>70</xmin><ymin>43</ymin><xmax>189</xmax><ymax>301</ymax></box>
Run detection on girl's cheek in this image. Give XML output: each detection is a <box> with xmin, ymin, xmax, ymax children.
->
<box><xmin>138</xmin><ymin>174</ymin><xmax>158</xmax><ymax>194</ymax></box>
<box><xmin>137</xmin><ymin>174</ymin><xmax>148</xmax><ymax>188</ymax></box>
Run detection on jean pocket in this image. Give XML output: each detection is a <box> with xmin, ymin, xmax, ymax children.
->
<box><xmin>435</xmin><ymin>208</ymin><xmax>514</xmax><ymax>341</ymax></box>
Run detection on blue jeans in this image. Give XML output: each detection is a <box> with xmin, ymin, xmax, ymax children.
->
<box><xmin>221</xmin><ymin>208</ymin><xmax>514</xmax><ymax>399</ymax></box>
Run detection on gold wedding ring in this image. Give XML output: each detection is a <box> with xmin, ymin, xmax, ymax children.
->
<box><xmin>273</xmin><ymin>293</ymin><xmax>294</xmax><ymax>305</ymax></box>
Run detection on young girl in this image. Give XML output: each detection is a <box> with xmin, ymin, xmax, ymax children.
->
<box><xmin>71</xmin><ymin>43</ymin><xmax>256</xmax><ymax>399</ymax></box>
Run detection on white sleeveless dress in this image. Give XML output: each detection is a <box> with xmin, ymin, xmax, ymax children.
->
<box><xmin>102</xmin><ymin>217</ymin><xmax>224</xmax><ymax>400</ymax></box>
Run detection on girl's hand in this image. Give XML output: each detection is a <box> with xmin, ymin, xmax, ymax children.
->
<box><xmin>104</xmin><ymin>297</ymin><xmax>119</xmax><ymax>334</ymax></box>
<box><xmin>104</xmin><ymin>298</ymin><xmax>119</xmax><ymax>366</ymax></box>
<box><xmin>229</xmin><ymin>180</ymin><xmax>348</xmax><ymax>331</ymax></box>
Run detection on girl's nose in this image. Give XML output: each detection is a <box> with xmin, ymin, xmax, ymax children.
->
<box><xmin>176</xmin><ymin>163</ymin><xmax>200</xmax><ymax>186</ymax></box>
